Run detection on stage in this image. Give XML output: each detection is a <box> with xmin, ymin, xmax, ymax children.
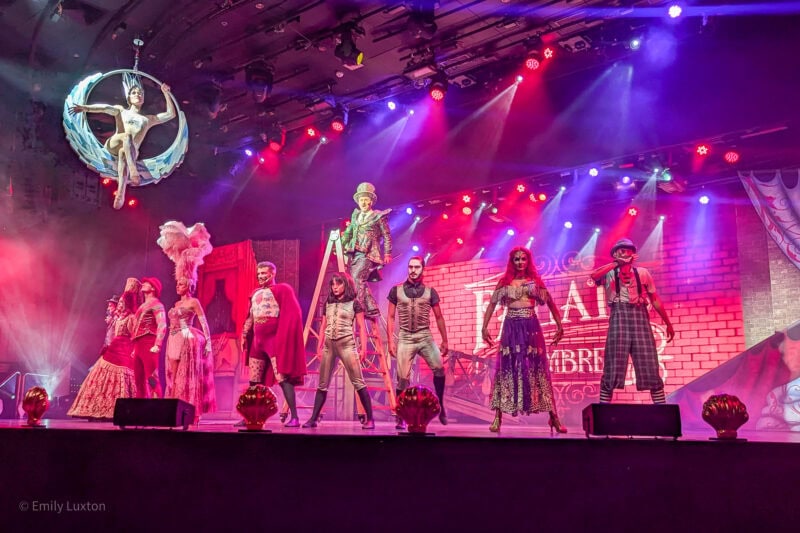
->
<box><xmin>3</xmin><ymin>418</ymin><xmax>800</xmax><ymax>531</ymax></box>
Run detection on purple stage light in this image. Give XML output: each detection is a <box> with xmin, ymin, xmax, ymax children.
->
<box><xmin>668</xmin><ymin>5</ymin><xmax>682</xmax><ymax>18</ymax></box>
<box><xmin>244</xmin><ymin>149</ymin><xmax>253</xmax><ymax>157</ymax></box>
<box><xmin>699</xmin><ymin>195</ymin><xmax>710</xmax><ymax>205</ymax></box>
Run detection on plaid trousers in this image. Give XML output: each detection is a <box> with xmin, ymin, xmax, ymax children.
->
<box><xmin>601</xmin><ymin>302</ymin><xmax>663</xmax><ymax>391</ymax></box>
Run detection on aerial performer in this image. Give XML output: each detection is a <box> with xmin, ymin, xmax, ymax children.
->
<box><xmin>63</xmin><ymin>38</ymin><xmax>188</xmax><ymax>209</ymax></box>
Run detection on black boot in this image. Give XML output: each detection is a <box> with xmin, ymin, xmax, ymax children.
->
<box><xmin>280</xmin><ymin>381</ymin><xmax>300</xmax><ymax>428</ymax></box>
<box><xmin>395</xmin><ymin>389</ymin><xmax>407</xmax><ymax>430</ymax></box>
<box><xmin>433</xmin><ymin>374</ymin><xmax>447</xmax><ymax>425</ymax></box>
<box><xmin>302</xmin><ymin>390</ymin><xmax>327</xmax><ymax>428</ymax></box>
<box><xmin>356</xmin><ymin>387</ymin><xmax>375</xmax><ymax>429</ymax></box>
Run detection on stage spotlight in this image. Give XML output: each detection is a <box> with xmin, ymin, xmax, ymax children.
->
<box><xmin>629</xmin><ymin>37</ymin><xmax>642</xmax><ymax>51</ymax></box>
<box><xmin>696</xmin><ymin>144</ymin><xmax>710</xmax><ymax>156</ymax></box>
<box><xmin>594</xmin><ymin>227</ymin><xmax>600</xmax><ymax>233</ymax></box>
<box><xmin>462</xmin><ymin>194</ymin><xmax>471</xmax><ymax>203</ymax></box>
<box><xmin>621</xmin><ymin>176</ymin><xmax>632</xmax><ymax>185</ymax></box>
<box><xmin>245</xmin><ymin>61</ymin><xmax>274</xmax><ymax>103</ymax></box>
<box><xmin>330</xmin><ymin>106</ymin><xmax>348</xmax><ymax>132</ymax></box>
<box><xmin>724</xmin><ymin>150</ymin><xmax>740</xmax><ymax>164</ymax></box>
<box><xmin>528</xmin><ymin>193</ymin><xmax>537</xmax><ymax>202</ymax></box>
<box><xmin>245</xmin><ymin>148</ymin><xmax>254</xmax><ymax>157</ymax></box>
<box><xmin>544</xmin><ymin>47</ymin><xmax>554</xmax><ymax>59</ymax></box>
<box><xmin>320</xmin><ymin>136</ymin><xmax>329</xmax><ymax>145</ymax></box>
<box><xmin>462</xmin><ymin>206</ymin><xmax>472</xmax><ymax>215</ymax></box>
<box><xmin>264</xmin><ymin>126</ymin><xmax>285</xmax><ymax>152</ymax></box>
<box><xmin>412</xmin><ymin>245</ymin><xmax>420</xmax><ymax>252</ymax></box>
<box><xmin>559</xmin><ymin>186</ymin><xmax>566</xmax><ymax>192</ymax></box>
<box><xmin>516</xmin><ymin>184</ymin><xmax>526</xmax><ymax>193</ymax></box>
<box><xmin>538</xmin><ymin>193</ymin><xmax>548</xmax><ymax>201</ymax></box>
<box><xmin>589</xmin><ymin>168</ymin><xmax>599</xmax><ymax>177</ymax></box>
<box><xmin>429</xmin><ymin>73</ymin><xmax>448</xmax><ymax>101</ymax></box>
<box><xmin>480</xmin><ymin>202</ymin><xmax>487</xmax><ymax>208</ymax></box>
<box><xmin>101</xmin><ymin>178</ymin><xmax>112</xmax><ymax>186</ymax></box>
<box><xmin>405</xmin><ymin>207</ymin><xmax>413</xmax><ymax>215</ymax></box>
<box><xmin>506</xmin><ymin>229</ymin><xmax>515</xmax><ymax>236</ymax></box>
<box><xmin>306</xmin><ymin>127</ymin><xmax>318</xmax><ymax>138</ymax></box>
<box><xmin>515</xmin><ymin>75</ymin><xmax>524</xmax><ymax>84</ymax></box>
<box><xmin>408</xmin><ymin>109</ymin><xmax>415</xmax><ymax>116</ymax></box>
<box><xmin>699</xmin><ymin>195</ymin><xmax>710</xmax><ymax>205</ymax></box>
<box><xmin>564</xmin><ymin>221</ymin><xmax>573</xmax><ymax>229</ymax></box>
<box><xmin>456</xmin><ymin>238</ymin><xmax>464</xmax><ymax>245</ymax></box>
<box><xmin>258</xmin><ymin>157</ymin><xmax>265</xmax><ymax>164</ymax></box>
<box><xmin>659</xmin><ymin>215</ymin><xmax>666</xmax><ymax>221</ymax></box>
<box><xmin>524</xmin><ymin>51</ymin><xmax>541</xmax><ymax>71</ymax></box>
<box><xmin>668</xmin><ymin>4</ymin><xmax>682</xmax><ymax>18</ymax></box>
<box><xmin>127</xmin><ymin>198</ymin><xmax>138</xmax><ymax>207</ymax></box>
<box><xmin>415</xmin><ymin>216</ymin><xmax>421</xmax><ymax>222</ymax></box>
<box><xmin>334</xmin><ymin>24</ymin><xmax>365</xmax><ymax>68</ymax></box>
<box><xmin>491</xmin><ymin>207</ymin><xmax>498</xmax><ymax>214</ymax></box>
<box><xmin>442</xmin><ymin>213</ymin><xmax>449</xmax><ymax>220</ymax></box>
<box><xmin>628</xmin><ymin>207</ymin><xmax>638</xmax><ymax>216</ymax></box>
<box><xmin>387</xmin><ymin>101</ymin><xmax>397</xmax><ymax>110</ymax></box>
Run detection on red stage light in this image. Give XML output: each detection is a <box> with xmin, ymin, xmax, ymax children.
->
<box><xmin>306</xmin><ymin>127</ymin><xmax>318</xmax><ymax>138</ymax></box>
<box><xmin>127</xmin><ymin>198</ymin><xmax>137</xmax><ymax>207</ymax></box>
<box><xmin>430</xmin><ymin>86</ymin><xmax>446</xmax><ymax>101</ymax></box>
<box><xmin>462</xmin><ymin>194</ymin><xmax>471</xmax><ymax>203</ymax></box>
<box><xmin>258</xmin><ymin>156</ymin><xmax>265</xmax><ymax>164</ymax></box>
<box><xmin>462</xmin><ymin>206</ymin><xmax>472</xmax><ymax>216</ymax></box>
<box><xmin>516</xmin><ymin>184</ymin><xmax>526</xmax><ymax>193</ymax></box>
<box><xmin>628</xmin><ymin>207</ymin><xmax>638</xmax><ymax>217</ymax></box>
<box><xmin>524</xmin><ymin>57</ymin><xmax>540</xmax><ymax>71</ymax></box>
<box><xmin>330</xmin><ymin>119</ymin><xmax>345</xmax><ymax>133</ymax></box>
<box><xmin>268</xmin><ymin>141</ymin><xmax>283</xmax><ymax>152</ymax></box>
<box><xmin>696</xmin><ymin>144</ymin><xmax>710</xmax><ymax>156</ymax></box>
<box><xmin>543</xmin><ymin>47</ymin><xmax>554</xmax><ymax>59</ymax></box>
<box><xmin>537</xmin><ymin>193</ymin><xmax>547</xmax><ymax>202</ymax></box>
<box><xmin>442</xmin><ymin>213</ymin><xmax>449</xmax><ymax>220</ymax></box>
<box><xmin>528</xmin><ymin>193</ymin><xmax>537</xmax><ymax>202</ymax></box>
<box><xmin>456</xmin><ymin>238</ymin><xmax>464</xmax><ymax>245</ymax></box>
<box><xmin>724</xmin><ymin>151</ymin><xmax>740</xmax><ymax>164</ymax></box>
<box><xmin>101</xmin><ymin>178</ymin><xmax>112</xmax><ymax>186</ymax></box>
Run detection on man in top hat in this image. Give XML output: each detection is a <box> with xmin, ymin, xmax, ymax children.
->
<box><xmin>591</xmin><ymin>238</ymin><xmax>675</xmax><ymax>404</ymax></box>
<box><xmin>341</xmin><ymin>182</ymin><xmax>393</xmax><ymax>320</ymax></box>
<box><xmin>104</xmin><ymin>295</ymin><xmax>121</xmax><ymax>348</ymax></box>
<box><xmin>132</xmin><ymin>277</ymin><xmax>167</xmax><ymax>398</ymax></box>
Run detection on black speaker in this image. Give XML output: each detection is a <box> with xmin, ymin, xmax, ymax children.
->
<box><xmin>113</xmin><ymin>399</ymin><xmax>196</xmax><ymax>430</ymax></box>
<box><xmin>582</xmin><ymin>403</ymin><xmax>682</xmax><ymax>439</ymax></box>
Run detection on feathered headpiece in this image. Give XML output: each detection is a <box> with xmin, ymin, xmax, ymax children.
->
<box><xmin>122</xmin><ymin>71</ymin><xmax>144</xmax><ymax>100</ymax></box>
<box><xmin>157</xmin><ymin>221</ymin><xmax>213</xmax><ymax>289</ymax></box>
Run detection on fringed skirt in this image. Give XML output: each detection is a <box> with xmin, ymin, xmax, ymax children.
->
<box><xmin>165</xmin><ymin>327</ymin><xmax>217</xmax><ymax>416</ymax></box>
<box><xmin>490</xmin><ymin>313</ymin><xmax>555</xmax><ymax>416</ymax></box>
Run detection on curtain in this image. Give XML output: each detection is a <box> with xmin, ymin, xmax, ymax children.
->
<box><xmin>740</xmin><ymin>170</ymin><xmax>800</xmax><ymax>270</ymax></box>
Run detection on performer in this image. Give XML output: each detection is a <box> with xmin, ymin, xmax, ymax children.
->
<box><xmin>387</xmin><ymin>256</ymin><xmax>449</xmax><ymax>429</ymax></box>
<box><xmin>481</xmin><ymin>247</ymin><xmax>565</xmax><ymax>434</ymax></box>
<box><xmin>340</xmin><ymin>182</ymin><xmax>393</xmax><ymax>321</ymax></box>
<box><xmin>104</xmin><ymin>294</ymin><xmax>120</xmax><ymax>347</ymax></box>
<box><xmin>240</xmin><ymin>261</ymin><xmax>306</xmax><ymax>428</ymax></box>
<box><xmin>132</xmin><ymin>277</ymin><xmax>167</xmax><ymax>399</ymax></box>
<box><xmin>68</xmin><ymin>75</ymin><xmax>176</xmax><ymax>208</ymax></box>
<box><xmin>303</xmin><ymin>272</ymin><xmax>375</xmax><ymax>429</ymax></box>
<box><xmin>590</xmin><ymin>238</ymin><xmax>675</xmax><ymax>404</ymax></box>
<box><xmin>158</xmin><ymin>220</ymin><xmax>216</xmax><ymax>420</ymax></box>
<box><xmin>69</xmin><ymin>290</ymin><xmax>141</xmax><ymax>419</ymax></box>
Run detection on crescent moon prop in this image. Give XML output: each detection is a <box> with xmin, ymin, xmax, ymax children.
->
<box><xmin>62</xmin><ymin>68</ymin><xmax>189</xmax><ymax>187</ymax></box>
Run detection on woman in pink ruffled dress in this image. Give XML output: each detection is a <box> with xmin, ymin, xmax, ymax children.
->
<box><xmin>69</xmin><ymin>290</ymin><xmax>141</xmax><ymax>419</ymax></box>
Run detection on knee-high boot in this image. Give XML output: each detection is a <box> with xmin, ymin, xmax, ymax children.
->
<box><xmin>356</xmin><ymin>387</ymin><xmax>375</xmax><ymax>429</ymax></box>
<box><xmin>302</xmin><ymin>390</ymin><xmax>327</xmax><ymax>428</ymax></box>
<box><xmin>280</xmin><ymin>381</ymin><xmax>300</xmax><ymax>427</ymax></box>
<box><xmin>433</xmin><ymin>374</ymin><xmax>447</xmax><ymax>425</ymax></box>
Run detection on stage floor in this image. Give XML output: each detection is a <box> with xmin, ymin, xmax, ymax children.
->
<box><xmin>2</xmin><ymin>417</ymin><xmax>799</xmax><ymax>443</ymax></box>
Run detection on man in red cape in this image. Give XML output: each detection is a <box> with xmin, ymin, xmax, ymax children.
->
<box><xmin>241</xmin><ymin>261</ymin><xmax>306</xmax><ymax>427</ymax></box>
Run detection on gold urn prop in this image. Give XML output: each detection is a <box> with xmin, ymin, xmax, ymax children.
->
<box><xmin>396</xmin><ymin>385</ymin><xmax>441</xmax><ymax>434</ymax></box>
<box><xmin>702</xmin><ymin>393</ymin><xmax>749</xmax><ymax>440</ymax></box>
<box><xmin>236</xmin><ymin>385</ymin><xmax>278</xmax><ymax>431</ymax></box>
<box><xmin>22</xmin><ymin>386</ymin><xmax>50</xmax><ymax>427</ymax></box>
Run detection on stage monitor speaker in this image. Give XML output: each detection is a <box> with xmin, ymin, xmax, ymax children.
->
<box><xmin>582</xmin><ymin>403</ymin><xmax>682</xmax><ymax>439</ymax></box>
<box><xmin>113</xmin><ymin>399</ymin><xmax>195</xmax><ymax>430</ymax></box>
